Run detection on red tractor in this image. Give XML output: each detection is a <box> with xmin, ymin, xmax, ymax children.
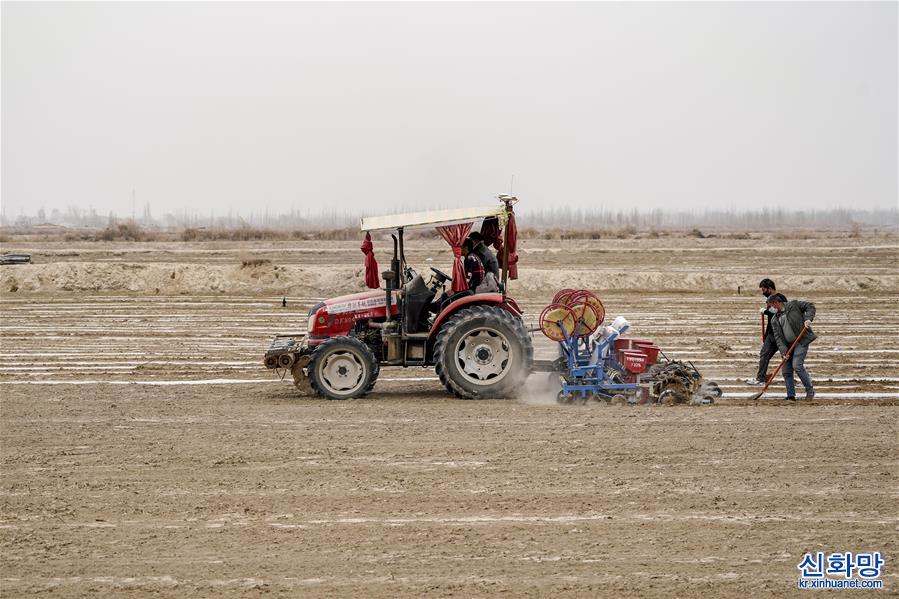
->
<box><xmin>264</xmin><ymin>197</ymin><xmax>533</xmax><ymax>400</ymax></box>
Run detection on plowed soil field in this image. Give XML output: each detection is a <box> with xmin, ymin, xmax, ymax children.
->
<box><xmin>2</xmin><ymin>233</ymin><xmax>897</xmax><ymax>597</ymax></box>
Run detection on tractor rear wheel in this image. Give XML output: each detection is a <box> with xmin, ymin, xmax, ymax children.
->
<box><xmin>307</xmin><ymin>336</ymin><xmax>378</xmax><ymax>400</ymax></box>
<box><xmin>434</xmin><ymin>305</ymin><xmax>533</xmax><ymax>399</ymax></box>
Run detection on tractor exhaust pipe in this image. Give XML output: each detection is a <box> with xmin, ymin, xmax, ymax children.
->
<box><xmin>384</xmin><ymin>233</ymin><xmax>400</xmax><ymax>321</ymax></box>
<box><xmin>382</xmin><ymin>271</ymin><xmax>396</xmax><ymax>321</ymax></box>
<box><xmin>390</xmin><ymin>234</ymin><xmax>400</xmax><ymax>287</ymax></box>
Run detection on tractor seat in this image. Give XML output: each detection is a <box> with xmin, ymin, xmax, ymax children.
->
<box><xmin>404</xmin><ymin>274</ymin><xmax>436</xmax><ymax>333</ymax></box>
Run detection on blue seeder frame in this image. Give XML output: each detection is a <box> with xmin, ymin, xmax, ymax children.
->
<box><xmin>557</xmin><ymin>321</ymin><xmax>640</xmax><ymax>400</ymax></box>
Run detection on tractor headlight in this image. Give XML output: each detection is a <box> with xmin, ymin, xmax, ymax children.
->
<box><xmin>306</xmin><ymin>301</ymin><xmax>325</xmax><ymax>335</ymax></box>
<box><xmin>307</xmin><ymin>307</ymin><xmax>329</xmax><ymax>335</ymax></box>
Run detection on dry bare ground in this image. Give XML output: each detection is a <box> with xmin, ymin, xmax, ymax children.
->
<box><xmin>1</xmin><ymin>233</ymin><xmax>897</xmax><ymax>597</ymax></box>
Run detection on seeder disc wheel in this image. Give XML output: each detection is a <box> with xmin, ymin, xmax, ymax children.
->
<box><xmin>556</xmin><ymin>391</ymin><xmax>575</xmax><ymax>405</ymax></box>
<box><xmin>700</xmin><ymin>381</ymin><xmax>722</xmax><ymax>399</ymax></box>
<box><xmin>539</xmin><ymin>303</ymin><xmax>577</xmax><ymax>342</ymax></box>
<box><xmin>590</xmin><ymin>390</ymin><xmax>610</xmax><ymax>404</ymax></box>
<box><xmin>659</xmin><ymin>383</ymin><xmax>690</xmax><ymax>405</ymax></box>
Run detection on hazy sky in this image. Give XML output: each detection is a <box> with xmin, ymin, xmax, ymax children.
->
<box><xmin>2</xmin><ymin>1</ymin><xmax>896</xmax><ymax>218</ymax></box>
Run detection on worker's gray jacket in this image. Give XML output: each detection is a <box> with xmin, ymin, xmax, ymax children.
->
<box><xmin>472</xmin><ymin>242</ymin><xmax>500</xmax><ymax>279</ymax></box>
<box><xmin>771</xmin><ymin>299</ymin><xmax>817</xmax><ymax>354</ymax></box>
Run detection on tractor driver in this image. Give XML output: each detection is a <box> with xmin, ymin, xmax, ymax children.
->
<box><xmin>467</xmin><ymin>231</ymin><xmax>500</xmax><ymax>280</ymax></box>
<box><xmin>461</xmin><ymin>239</ymin><xmax>500</xmax><ymax>294</ymax></box>
<box><xmin>461</xmin><ymin>239</ymin><xmax>485</xmax><ymax>291</ymax></box>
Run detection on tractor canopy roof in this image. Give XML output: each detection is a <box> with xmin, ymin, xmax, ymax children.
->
<box><xmin>360</xmin><ymin>204</ymin><xmax>508</xmax><ymax>232</ymax></box>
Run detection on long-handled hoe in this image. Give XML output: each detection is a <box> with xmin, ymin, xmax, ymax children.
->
<box><xmin>749</xmin><ymin>325</ymin><xmax>808</xmax><ymax>401</ymax></box>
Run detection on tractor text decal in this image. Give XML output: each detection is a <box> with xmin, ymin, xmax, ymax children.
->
<box><xmin>327</xmin><ymin>292</ymin><xmax>399</xmax><ymax>315</ymax></box>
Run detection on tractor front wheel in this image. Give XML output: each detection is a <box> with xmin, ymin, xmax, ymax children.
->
<box><xmin>434</xmin><ymin>305</ymin><xmax>533</xmax><ymax>399</ymax></box>
<box><xmin>307</xmin><ymin>336</ymin><xmax>378</xmax><ymax>400</ymax></box>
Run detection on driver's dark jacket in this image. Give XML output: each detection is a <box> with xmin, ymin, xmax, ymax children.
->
<box><xmin>464</xmin><ymin>254</ymin><xmax>484</xmax><ymax>290</ymax></box>
<box><xmin>472</xmin><ymin>241</ymin><xmax>499</xmax><ymax>279</ymax></box>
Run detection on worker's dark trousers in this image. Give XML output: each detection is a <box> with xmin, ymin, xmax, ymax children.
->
<box><xmin>755</xmin><ymin>332</ymin><xmax>778</xmax><ymax>381</ymax></box>
<box><xmin>781</xmin><ymin>343</ymin><xmax>813</xmax><ymax>398</ymax></box>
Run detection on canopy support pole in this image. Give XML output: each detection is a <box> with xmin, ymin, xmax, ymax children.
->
<box><xmin>501</xmin><ymin>199</ymin><xmax>512</xmax><ymax>300</ymax></box>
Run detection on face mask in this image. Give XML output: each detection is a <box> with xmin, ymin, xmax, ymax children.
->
<box><xmin>768</xmin><ymin>306</ymin><xmax>777</xmax><ymax>314</ymax></box>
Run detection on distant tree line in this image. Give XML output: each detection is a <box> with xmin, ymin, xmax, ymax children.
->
<box><xmin>518</xmin><ymin>206</ymin><xmax>898</xmax><ymax>230</ymax></box>
<box><xmin>1</xmin><ymin>204</ymin><xmax>896</xmax><ymax>231</ymax></box>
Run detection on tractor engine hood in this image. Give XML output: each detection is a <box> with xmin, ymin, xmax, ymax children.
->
<box><xmin>307</xmin><ymin>289</ymin><xmax>401</xmax><ymax>339</ymax></box>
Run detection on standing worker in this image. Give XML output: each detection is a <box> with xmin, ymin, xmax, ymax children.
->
<box><xmin>745</xmin><ymin>278</ymin><xmax>780</xmax><ymax>386</ymax></box>
<box><xmin>767</xmin><ymin>293</ymin><xmax>817</xmax><ymax>400</ymax></box>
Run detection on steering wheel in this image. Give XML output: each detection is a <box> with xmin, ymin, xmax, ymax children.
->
<box><xmin>430</xmin><ymin>267</ymin><xmax>452</xmax><ymax>283</ymax></box>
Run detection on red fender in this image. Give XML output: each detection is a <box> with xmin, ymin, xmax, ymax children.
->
<box><xmin>428</xmin><ymin>293</ymin><xmax>523</xmax><ymax>338</ymax></box>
